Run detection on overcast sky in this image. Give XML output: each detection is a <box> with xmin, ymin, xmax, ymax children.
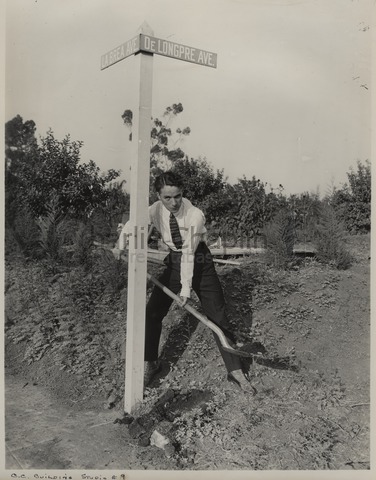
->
<box><xmin>5</xmin><ymin>0</ymin><xmax>372</xmax><ymax>196</ymax></box>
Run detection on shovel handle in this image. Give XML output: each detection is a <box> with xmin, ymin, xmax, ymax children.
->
<box><xmin>95</xmin><ymin>244</ymin><xmax>254</xmax><ymax>358</ymax></box>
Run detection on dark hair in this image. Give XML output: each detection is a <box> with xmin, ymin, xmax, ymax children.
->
<box><xmin>154</xmin><ymin>171</ymin><xmax>184</xmax><ymax>193</ymax></box>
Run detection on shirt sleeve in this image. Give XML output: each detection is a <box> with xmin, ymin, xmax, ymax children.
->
<box><xmin>180</xmin><ymin>209</ymin><xmax>206</xmax><ymax>298</ymax></box>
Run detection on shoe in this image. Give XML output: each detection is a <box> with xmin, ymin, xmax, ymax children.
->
<box><xmin>227</xmin><ymin>369</ymin><xmax>257</xmax><ymax>395</ymax></box>
<box><xmin>144</xmin><ymin>360</ymin><xmax>162</xmax><ymax>387</ymax></box>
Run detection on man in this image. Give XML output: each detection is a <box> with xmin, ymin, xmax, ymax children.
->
<box><xmin>119</xmin><ymin>171</ymin><xmax>255</xmax><ymax>393</ymax></box>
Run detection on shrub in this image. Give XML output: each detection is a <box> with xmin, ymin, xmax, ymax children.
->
<box><xmin>71</xmin><ymin>222</ymin><xmax>94</xmax><ymax>270</ymax></box>
<box><xmin>330</xmin><ymin>160</ymin><xmax>371</xmax><ymax>234</ymax></box>
<box><xmin>263</xmin><ymin>209</ymin><xmax>295</xmax><ymax>269</ymax></box>
<box><xmin>8</xmin><ymin>206</ymin><xmax>40</xmax><ymax>258</ymax></box>
<box><xmin>37</xmin><ymin>212</ymin><xmax>66</xmax><ymax>264</ymax></box>
<box><xmin>313</xmin><ymin>205</ymin><xmax>353</xmax><ymax>270</ymax></box>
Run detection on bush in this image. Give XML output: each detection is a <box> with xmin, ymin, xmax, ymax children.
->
<box><xmin>71</xmin><ymin>222</ymin><xmax>94</xmax><ymax>270</ymax></box>
<box><xmin>330</xmin><ymin>160</ymin><xmax>371</xmax><ymax>234</ymax></box>
<box><xmin>313</xmin><ymin>205</ymin><xmax>353</xmax><ymax>270</ymax></box>
<box><xmin>37</xmin><ymin>213</ymin><xmax>67</xmax><ymax>265</ymax></box>
<box><xmin>8</xmin><ymin>207</ymin><xmax>40</xmax><ymax>258</ymax></box>
<box><xmin>263</xmin><ymin>210</ymin><xmax>295</xmax><ymax>269</ymax></box>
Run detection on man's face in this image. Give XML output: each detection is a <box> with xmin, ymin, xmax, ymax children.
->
<box><xmin>158</xmin><ymin>185</ymin><xmax>183</xmax><ymax>214</ymax></box>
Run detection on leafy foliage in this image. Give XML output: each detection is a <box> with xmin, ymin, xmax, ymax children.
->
<box><xmin>287</xmin><ymin>191</ymin><xmax>322</xmax><ymax>243</ymax></box>
<box><xmin>263</xmin><ymin>209</ymin><xmax>295</xmax><ymax>269</ymax></box>
<box><xmin>37</xmin><ymin>196</ymin><xmax>67</xmax><ymax>265</ymax></box>
<box><xmin>6</xmin><ymin>251</ymin><xmax>127</xmax><ymax>384</ymax></box>
<box><xmin>172</xmin><ymin>157</ymin><xmax>226</xmax><ymax>205</ymax></box>
<box><xmin>203</xmin><ymin>176</ymin><xmax>287</xmax><ymax>246</ymax></box>
<box><xmin>5</xmin><ymin>115</ymin><xmax>39</xmax><ymax>227</ymax></box>
<box><xmin>7</xmin><ymin>206</ymin><xmax>41</xmax><ymax>258</ymax></box>
<box><xmin>89</xmin><ymin>180</ymin><xmax>130</xmax><ymax>244</ymax></box>
<box><xmin>34</xmin><ymin>130</ymin><xmax>120</xmax><ymax>218</ymax></box>
<box><xmin>330</xmin><ymin>160</ymin><xmax>371</xmax><ymax>234</ymax></box>
<box><xmin>313</xmin><ymin>204</ymin><xmax>353</xmax><ymax>269</ymax></box>
<box><xmin>5</xmin><ymin>114</ymin><xmax>37</xmax><ymax>155</ymax></box>
<box><xmin>5</xmin><ymin>116</ymin><xmax>130</xmax><ymax>258</ymax></box>
<box><xmin>121</xmin><ymin>102</ymin><xmax>190</xmax><ymax>193</ymax></box>
<box><xmin>5</xmin><ymin>118</ymin><xmax>122</xmax><ymax>222</ymax></box>
<box><xmin>70</xmin><ymin>222</ymin><xmax>94</xmax><ymax>270</ymax></box>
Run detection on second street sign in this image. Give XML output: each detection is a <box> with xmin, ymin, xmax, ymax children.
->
<box><xmin>101</xmin><ymin>34</ymin><xmax>217</xmax><ymax>70</ymax></box>
<box><xmin>101</xmin><ymin>35</ymin><xmax>140</xmax><ymax>70</ymax></box>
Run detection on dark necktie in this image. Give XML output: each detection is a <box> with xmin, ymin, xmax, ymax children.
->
<box><xmin>169</xmin><ymin>212</ymin><xmax>183</xmax><ymax>249</ymax></box>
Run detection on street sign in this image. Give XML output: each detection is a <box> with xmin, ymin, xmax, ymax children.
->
<box><xmin>101</xmin><ymin>35</ymin><xmax>140</xmax><ymax>70</ymax></box>
<box><xmin>140</xmin><ymin>34</ymin><xmax>217</xmax><ymax>68</ymax></box>
<box><xmin>101</xmin><ymin>33</ymin><xmax>217</xmax><ymax>70</ymax></box>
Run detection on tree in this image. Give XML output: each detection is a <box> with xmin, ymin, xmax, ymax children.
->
<box><xmin>330</xmin><ymin>160</ymin><xmax>371</xmax><ymax>233</ymax></box>
<box><xmin>34</xmin><ymin>130</ymin><xmax>120</xmax><ymax>218</ymax></box>
<box><xmin>5</xmin><ymin>114</ymin><xmax>37</xmax><ymax>163</ymax></box>
<box><xmin>287</xmin><ymin>191</ymin><xmax>322</xmax><ymax>243</ymax></box>
<box><xmin>121</xmin><ymin>102</ymin><xmax>191</xmax><ymax>187</ymax></box>
<box><xmin>224</xmin><ymin>176</ymin><xmax>286</xmax><ymax>242</ymax></box>
<box><xmin>172</xmin><ymin>156</ymin><xmax>226</xmax><ymax>205</ymax></box>
<box><xmin>5</xmin><ymin>115</ymin><xmax>39</xmax><ymax>227</ymax></box>
<box><xmin>90</xmin><ymin>180</ymin><xmax>130</xmax><ymax>243</ymax></box>
<box><xmin>5</xmin><ymin>118</ymin><xmax>122</xmax><ymax>221</ymax></box>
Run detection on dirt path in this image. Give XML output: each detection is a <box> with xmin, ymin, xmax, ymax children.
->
<box><xmin>5</xmin><ymin>375</ymin><xmax>175</xmax><ymax>470</ymax></box>
<box><xmin>6</xmin><ymin>375</ymin><xmax>123</xmax><ymax>469</ymax></box>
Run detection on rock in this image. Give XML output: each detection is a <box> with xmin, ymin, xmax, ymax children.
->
<box><xmin>114</xmin><ymin>413</ymin><xmax>134</xmax><ymax>425</ymax></box>
<box><xmin>128</xmin><ymin>418</ymin><xmax>147</xmax><ymax>439</ymax></box>
<box><xmin>150</xmin><ymin>430</ymin><xmax>170</xmax><ymax>450</ymax></box>
<box><xmin>138</xmin><ymin>433</ymin><xmax>150</xmax><ymax>447</ymax></box>
<box><xmin>104</xmin><ymin>393</ymin><xmax>118</xmax><ymax>409</ymax></box>
<box><xmin>164</xmin><ymin>443</ymin><xmax>176</xmax><ymax>458</ymax></box>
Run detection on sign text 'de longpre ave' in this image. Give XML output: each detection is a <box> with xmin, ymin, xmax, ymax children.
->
<box><xmin>140</xmin><ymin>34</ymin><xmax>217</xmax><ymax>68</ymax></box>
<box><xmin>101</xmin><ymin>35</ymin><xmax>140</xmax><ymax>70</ymax></box>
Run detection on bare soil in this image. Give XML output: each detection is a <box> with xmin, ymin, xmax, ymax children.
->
<box><xmin>4</xmin><ymin>234</ymin><xmax>370</xmax><ymax>471</ymax></box>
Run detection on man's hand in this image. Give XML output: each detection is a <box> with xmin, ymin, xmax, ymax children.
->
<box><xmin>180</xmin><ymin>296</ymin><xmax>188</xmax><ymax>307</ymax></box>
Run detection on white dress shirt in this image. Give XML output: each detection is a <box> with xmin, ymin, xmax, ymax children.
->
<box><xmin>118</xmin><ymin>198</ymin><xmax>207</xmax><ymax>298</ymax></box>
<box><xmin>149</xmin><ymin>198</ymin><xmax>207</xmax><ymax>297</ymax></box>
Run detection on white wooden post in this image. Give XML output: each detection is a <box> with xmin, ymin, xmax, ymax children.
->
<box><xmin>124</xmin><ymin>23</ymin><xmax>154</xmax><ymax>412</ymax></box>
<box><xmin>100</xmin><ymin>24</ymin><xmax>217</xmax><ymax>414</ymax></box>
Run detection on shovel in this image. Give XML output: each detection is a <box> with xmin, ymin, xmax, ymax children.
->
<box><xmin>146</xmin><ymin>272</ymin><xmax>261</xmax><ymax>358</ymax></box>
<box><xmin>148</xmin><ymin>273</ymin><xmax>299</xmax><ymax>370</ymax></box>
<box><xmin>97</xmin><ymin>243</ymin><xmax>261</xmax><ymax>359</ymax></box>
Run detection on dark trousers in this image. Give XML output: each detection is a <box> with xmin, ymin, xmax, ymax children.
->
<box><xmin>144</xmin><ymin>243</ymin><xmax>241</xmax><ymax>372</ymax></box>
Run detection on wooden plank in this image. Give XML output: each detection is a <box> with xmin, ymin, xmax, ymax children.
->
<box><xmin>147</xmin><ymin>247</ymin><xmax>264</xmax><ymax>260</ymax></box>
<box><xmin>124</xmin><ymin>23</ymin><xmax>154</xmax><ymax>413</ymax></box>
<box><xmin>209</xmin><ymin>247</ymin><xmax>265</xmax><ymax>256</ymax></box>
